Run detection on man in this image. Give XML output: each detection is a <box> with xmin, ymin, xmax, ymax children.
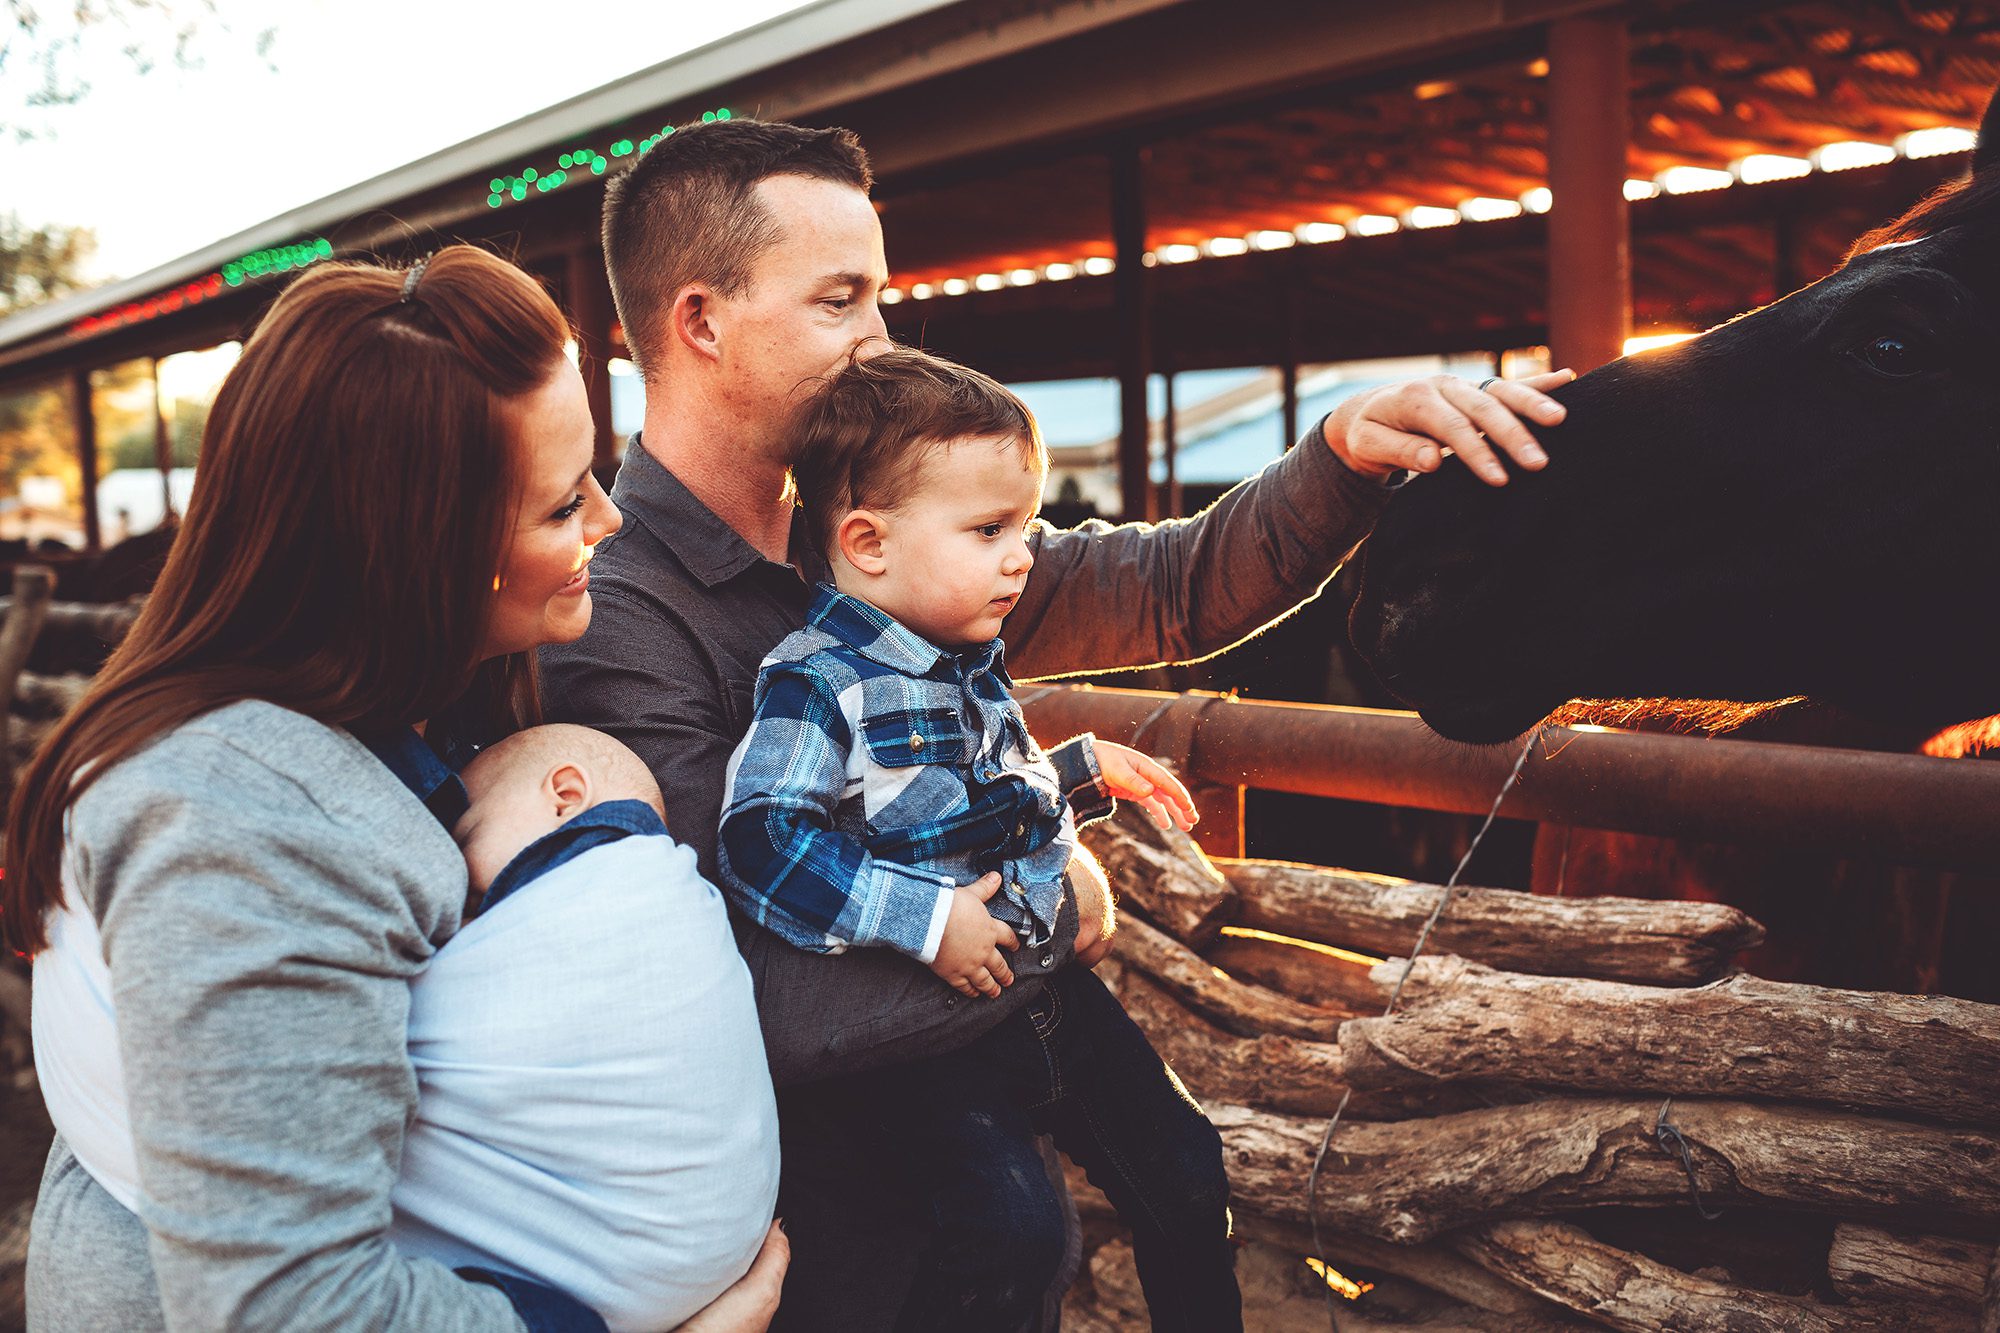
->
<box><xmin>540</xmin><ymin>117</ymin><xmax>1566</xmax><ymax>1329</ymax></box>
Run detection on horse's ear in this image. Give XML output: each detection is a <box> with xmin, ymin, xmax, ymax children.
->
<box><xmin>1976</xmin><ymin>81</ymin><xmax>2000</xmax><ymax>177</ymax></box>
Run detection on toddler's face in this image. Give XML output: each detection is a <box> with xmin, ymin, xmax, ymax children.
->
<box><xmin>864</xmin><ymin>435</ymin><xmax>1045</xmax><ymax>647</ymax></box>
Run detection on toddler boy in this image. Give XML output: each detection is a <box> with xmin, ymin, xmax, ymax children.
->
<box><xmin>389</xmin><ymin>723</ymin><xmax>781</xmax><ymax>1333</ymax></box>
<box><xmin>718</xmin><ymin>348</ymin><xmax>1241</xmax><ymax>1331</ymax></box>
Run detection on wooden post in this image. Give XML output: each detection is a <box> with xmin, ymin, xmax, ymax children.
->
<box><xmin>70</xmin><ymin>368</ymin><xmax>101</xmax><ymax>553</ymax></box>
<box><xmin>151</xmin><ymin>358</ymin><xmax>175</xmax><ymax>523</ymax></box>
<box><xmin>1162</xmin><ymin>365</ymin><xmax>1181</xmax><ymax>518</ymax></box>
<box><xmin>1546</xmin><ymin>14</ymin><xmax>1631</xmax><ymax>374</ymax></box>
<box><xmin>567</xmin><ymin>244</ymin><xmax>619</xmax><ymax>487</ymax></box>
<box><xmin>1279</xmin><ymin>258</ymin><xmax>1301</xmax><ymax>449</ymax></box>
<box><xmin>0</xmin><ymin>565</ymin><xmax>54</xmax><ymax>801</ymax></box>
<box><xmin>1112</xmin><ymin>143</ymin><xmax>1155</xmax><ymax>522</ymax></box>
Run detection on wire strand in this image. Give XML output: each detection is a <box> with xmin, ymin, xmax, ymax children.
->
<box><xmin>1306</xmin><ymin>728</ymin><xmax>1539</xmax><ymax>1331</ymax></box>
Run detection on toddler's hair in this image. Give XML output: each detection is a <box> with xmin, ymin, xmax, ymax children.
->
<box><xmin>792</xmin><ymin>346</ymin><xmax>1046</xmax><ymax>561</ymax></box>
<box><xmin>463</xmin><ymin>723</ymin><xmax>666</xmax><ymax>820</ymax></box>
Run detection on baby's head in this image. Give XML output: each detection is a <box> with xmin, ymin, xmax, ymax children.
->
<box><xmin>453</xmin><ymin>723</ymin><xmax>666</xmax><ymax>897</ymax></box>
<box><xmin>793</xmin><ymin>347</ymin><xmax>1048</xmax><ymax>647</ymax></box>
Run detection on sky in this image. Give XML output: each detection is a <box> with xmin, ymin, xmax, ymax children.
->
<box><xmin>3</xmin><ymin>0</ymin><xmax>810</xmax><ymax>287</ymax></box>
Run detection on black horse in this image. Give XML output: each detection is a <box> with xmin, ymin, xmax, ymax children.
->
<box><xmin>1349</xmin><ymin>93</ymin><xmax>2000</xmax><ymax>747</ymax></box>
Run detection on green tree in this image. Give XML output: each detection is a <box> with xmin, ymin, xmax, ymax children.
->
<box><xmin>0</xmin><ymin>210</ymin><xmax>100</xmax><ymax>507</ymax></box>
<box><xmin>0</xmin><ymin>212</ymin><xmax>96</xmax><ymax>314</ymax></box>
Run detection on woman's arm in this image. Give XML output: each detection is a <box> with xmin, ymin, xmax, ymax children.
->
<box><xmin>75</xmin><ymin>726</ymin><xmax>531</xmax><ymax>1332</ymax></box>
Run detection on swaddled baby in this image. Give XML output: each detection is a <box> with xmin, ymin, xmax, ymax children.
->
<box><xmin>389</xmin><ymin>723</ymin><xmax>780</xmax><ymax>1333</ymax></box>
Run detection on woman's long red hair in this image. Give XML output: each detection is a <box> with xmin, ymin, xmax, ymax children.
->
<box><xmin>2</xmin><ymin>245</ymin><xmax>571</xmax><ymax>953</ymax></box>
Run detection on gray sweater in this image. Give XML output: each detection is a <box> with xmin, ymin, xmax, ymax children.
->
<box><xmin>26</xmin><ymin>700</ymin><xmax>526</xmax><ymax>1332</ymax></box>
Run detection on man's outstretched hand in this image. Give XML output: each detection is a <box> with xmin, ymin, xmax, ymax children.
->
<box><xmin>1324</xmin><ymin>369</ymin><xmax>1575</xmax><ymax>486</ymax></box>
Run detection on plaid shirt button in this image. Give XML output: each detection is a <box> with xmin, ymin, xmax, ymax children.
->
<box><xmin>911</xmin><ymin>734</ymin><xmax>924</xmax><ymax>749</ymax></box>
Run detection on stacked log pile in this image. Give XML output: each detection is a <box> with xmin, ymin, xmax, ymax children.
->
<box><xmin>0</xmin><ymin>579</ymin><xmax>139</xmax><ymax>1094</ymax></box>
<box><xmin>1062</xmin><ymin>804</ymin><xmax>2000</xmax><ymax>1332</ymax></box>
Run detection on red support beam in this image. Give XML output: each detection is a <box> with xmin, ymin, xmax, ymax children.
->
<box><xmin>1546</xmin><ymin>13</ymin><xmax>1632</xmax><ymax>374</ymax></box>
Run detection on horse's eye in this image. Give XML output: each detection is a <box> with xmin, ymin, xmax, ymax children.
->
<box><xmin>1851</xmin><ymin>334</ymin><xmax>1931</xmax><ymax>378</ymax></box>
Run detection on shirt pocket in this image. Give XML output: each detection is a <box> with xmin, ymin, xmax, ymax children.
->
<box><xmin>1003</xmin><ymin>711</ymin><xmax>1047</xmax><ymax>764</ymax></box>
<box><xmin>861</xmin><ymin>707</ymin><xmax>967</xmax><ymax>767</ymax></box>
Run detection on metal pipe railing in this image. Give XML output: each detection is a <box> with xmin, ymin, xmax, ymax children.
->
<box><xmin>1019</xmin><ymin>686</ymin><xmax>2000</xmax><ymax>875</ymax></box>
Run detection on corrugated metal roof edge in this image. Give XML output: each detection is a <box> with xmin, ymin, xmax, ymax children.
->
<box><xmin>0</xmin><ymin>0</ymin><xmax>961</xmax><ymax>354</ymax></box>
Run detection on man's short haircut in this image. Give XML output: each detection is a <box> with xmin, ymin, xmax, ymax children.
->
<box><xmin>793</xmin><ymin>346</ymin><xmax>1047</xmax><ymax>561</ymax></box>
<box><xmin>601</xmin><ymin>118</ymin><xmax>872</xmax><ymax>377</ymax></box>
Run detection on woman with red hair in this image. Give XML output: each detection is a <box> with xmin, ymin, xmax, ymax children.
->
<box><xmin>6</xmin><ymin>246</ymin><xmax>784</xmax><ymax>1332</ymax></box>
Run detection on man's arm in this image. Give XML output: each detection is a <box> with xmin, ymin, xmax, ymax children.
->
<box><xmin>1003</xmin><ymin>373</ymin><xmax>1571</xmax><ymax>680</ymax></box>
<box><xmin>1002</xmin><ymin>415</ymin><xmax>1390</xmax><ymax>680</ymax></box>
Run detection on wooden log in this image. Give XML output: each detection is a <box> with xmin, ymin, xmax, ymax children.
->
<box><xmin>1079</xmin><ymin>803</ymin><xmax>1236</xmax><ymax>947</ymax></box>
<box><xmin>1220</xmin><ymin>858</ymin><xmax>1764</xmax><ymax>985</ymax></box>
<box><xmin>1336</xmin><ymin>957</ymin><xmax>2000</xmax><ymax>1126</ymax></box>
<box><xmin>1114</xmin><ymin>971</ymin><xmax>1474</xmax><ymax>1120</ymax></box>
<box><xmin>1116</xmin><ymin>970</ymin><xmax>1343</xmax><ymax>1116</ymax></box>
<box><xmin>1202</xmin><ymin>930</ymin><xmax>1389</xmax><ymax>1013</ymax></box>
<box><xmin>1116</xmin><ymin>913</ymin><xmax>1356</xmax><ymax>1039</ymax></box>
<box><xmin>2</xmin><ymin>595</ymin><xmax>141</xmax><ymax>675</ymax></box>
<box><xmin>1208</xmin><ymin>1097</ymin><xmax>2000</xmax><ymax>1244</ymax></box>
<box><xmin>12</xmin><ymin>671</ymin><xmax>89</xmax><ymax>720</ymax></box>
<box><xmin>1232</xmin><ymin>1212</ymin><xmax>1558</xmax><ymax>1316</ymax></box>
<box><xmin>0</xmin><ymin>595</ymin><xmax>139</xmax><ymax>641</ymax></box>
<box><xmin>1456</xmin><ymin>1219</ymin><xmax>1948</xmax><ymax>1332</ymax></box>
<box><xmin>0</xmin><ymin>567</ymin><xmax>53</xmax><ymax>800</ymax></box>
<box><xmin>1828</xmin><ymin>1223</ymin><xmax>1993</xmax><ymax>1313</ymax></box>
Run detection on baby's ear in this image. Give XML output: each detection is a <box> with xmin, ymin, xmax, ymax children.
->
<box><xmin>547</xmin><ymin>762</ymin><xmax>592</xmax><ymax>818</ymax></box>
<box><xmin>837</xmin><ymin>509</ymin><xmax>889</xmax><ymax>574</ymax></box>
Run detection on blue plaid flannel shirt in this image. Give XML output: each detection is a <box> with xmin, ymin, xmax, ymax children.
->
<box><xmin>718</xmin><ymin>585</ymin><xmax>1114</xmax><ymax>963</ymax></box>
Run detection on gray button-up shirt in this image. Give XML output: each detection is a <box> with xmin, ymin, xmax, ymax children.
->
<box><xmin>540</xmin><ymin>419</ymin><xmax>1393</xmax><ymax>1086</ymax></box>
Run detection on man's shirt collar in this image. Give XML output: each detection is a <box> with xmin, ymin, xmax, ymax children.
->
<box><xmin>478</xmin><ymin>799</ymin><xmax>668</xmax><ymax>914</ymax></box>
<box><xmin>806</xmin><ymin>584</ymin><xmax>1007</xmax><ymax>681</ymax></box>
<box><xmin>613</xmin><ymin>432</ymin><xmax>830</xmax><ymax>589</ymax></box>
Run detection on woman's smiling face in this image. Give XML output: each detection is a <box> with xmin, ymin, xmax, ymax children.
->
<box><xmin>481</xmin><ymin>360</ymin><xmax>621</xmax><ymax>660</ymax></box>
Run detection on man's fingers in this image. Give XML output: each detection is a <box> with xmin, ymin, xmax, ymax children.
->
<box><xmin>1427</xmin><ymin>382</ymin><xmax>1515</xmax><ymax>484</ymax></box>
<box><xmin>1456</xmin><ymin>380</ymin><xmax>1556</xmax><ymax>470</ymax></box>
<box><xmin>1517</xmin><ymin>368</ymin><xmax>1577</xmax><ymax>392</ymax></box>
<box><xmin>1351</xmin><ymin>421</ymin><xmax>1444</xmax><ymax>473</ymax></box>
<box><xmin>989</xmin><ymin>952</ymin><xmax>1014</xmax><ymax>987</ymax></box>
<box><xmin>968</xmin><ymin>871</ymin><xmax>1004</xmax><ymax>902</ymax></box>
<box><xmin>993</xmin><ymin>920</ymin><xmax>1021</xmax><ymax>950</ymax></box>
<box><xmin>952</xmin><ymin>977</ymin><xmax>978</xmax><ymax>997</ymax></box>
<box><xmin>970</xmin><ymin>967</ymin><xmax>1001</xmax><ymax>998</ymax></box>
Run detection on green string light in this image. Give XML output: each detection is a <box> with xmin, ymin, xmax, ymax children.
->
<box><xmin>484</xmin><ymin>108</ymin><xmax>729</xmax><ymax>208</ymax></box>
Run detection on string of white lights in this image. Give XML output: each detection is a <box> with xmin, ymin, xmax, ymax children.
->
<box><xmin>879</xmin><ymin>125</ymin><xmax>1976</xmax><ymax>306</ymax></box>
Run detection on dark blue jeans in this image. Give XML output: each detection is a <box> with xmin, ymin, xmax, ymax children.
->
<box><xmin>883</xmin><ymin>966</ymin><xmax>1240</xmax><ymax>1333</ymax></box>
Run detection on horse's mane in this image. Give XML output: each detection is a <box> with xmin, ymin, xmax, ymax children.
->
<box><xmin>1846</xmin><ymin>164</ymin><xmax>2000</xmax><ymax>261</ymax></box>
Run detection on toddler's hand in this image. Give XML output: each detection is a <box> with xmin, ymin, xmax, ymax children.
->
<box><xmin>1092</xmin><ymin>742</ymin><xmax>1199</xmax><ymax>831</ymax></box>
<box><xmin>930</xmin><ymin>872</ymin><xmax>1019</xmax><ymax>998</ymax></box>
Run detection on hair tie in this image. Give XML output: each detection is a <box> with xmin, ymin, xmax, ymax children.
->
<box><xmin>400</xmin><ymin>258</ymin><xmax>430</xmax><ymax>303</ymax></box>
